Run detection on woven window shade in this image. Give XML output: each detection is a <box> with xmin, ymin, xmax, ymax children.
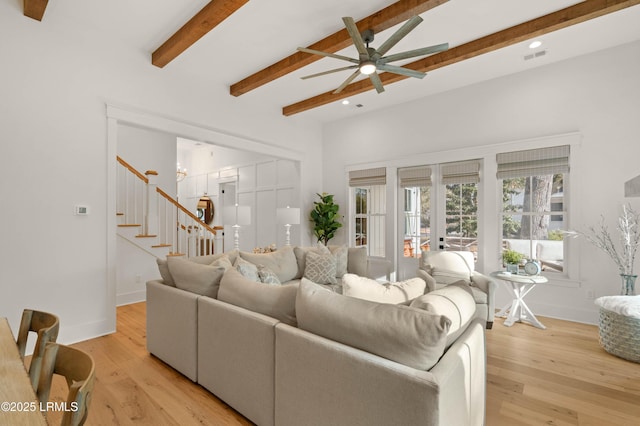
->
<box><xmin>398</xmin><ymin>166</ymin><xmax>432</xmax><ymax>188</ymax></box>
<box><xmin>349</xmin><ymin>167</ymin><xmax>386</xmax><ymax>187</ymax></box>
<box><xmin>441</xmin><ymin>160</ymin><xmax>480</xmax><ymax>184</ymax></box>
<box><xmin>497</xmin><ymin>145</ymin><xmax>569</xmax><ymax>179</ymax></box>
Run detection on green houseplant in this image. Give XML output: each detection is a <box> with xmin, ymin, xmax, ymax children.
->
<box><xmin>310</xmin><ymin>193</ymin><xmax>342</xmax><ymax>246</ymax></box>
<box><xmin>502</xmin><ymin>249</ymin><xmax>524</xmax><ymax>273</ymax></box>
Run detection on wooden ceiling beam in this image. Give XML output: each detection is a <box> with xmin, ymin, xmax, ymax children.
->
<box><xmin>283</xmin><ymin>0</ymin><xmax>640</xmax><ymax>116</ymax></box>
<box><xmin>230</xmin><ymin>0</ymin><xmax>449</xmax><ymax>97</ymax></box>
<box><xmin>23</xmin><ymin>0</ymin><xmax>49</xmax><ymax>21</ymax></box>
<box><xmin>152</xmin><ymin>0</ymin><xmax>249</xmax><ymax>68</ymax></box>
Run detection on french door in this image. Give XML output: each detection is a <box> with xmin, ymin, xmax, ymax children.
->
<box><xmin>397</xmin><ymin>161</ymin><xmax>480</xmax><ymax>280</ymax></box>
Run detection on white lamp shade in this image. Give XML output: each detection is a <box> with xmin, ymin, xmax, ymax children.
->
<box><xmin>277</xmin><ymin>207</ymin><xmax>300</xmax><ymax>225</ymax></box>
<box><xmin>223</xmin><ymin>204</ymin><xmax>251</xmax><ymax>225</ymax></box>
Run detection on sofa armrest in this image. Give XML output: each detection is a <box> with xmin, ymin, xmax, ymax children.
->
<box><xmin>416</xmin><ymin>268</ymin><xmax>437</xmax><ymax>292</ymax></box>
<box><xmin>146</xmin><ymin>280</ymin><xmax>199</xmax><ymax>381</ymax></box>
<box><xmin>429</xmin><ymin>320</ymin><xmax>486</xmax><ymax>426</ymax></box>
<box><xmin>470</xmin><ymin>272</ymin><xmax>497</xmax><ymax>322</ymax></box>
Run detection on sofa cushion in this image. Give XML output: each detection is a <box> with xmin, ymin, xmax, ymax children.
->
<box><xmin>240</xmin><ymin>246</ymin><xmax>298</xmax><ymax>283</ymax></box>
<box><xmin>304</xmin><ymin>251</ymin><xmax>337</xmax><ymax>285</ymax></box>
<box><xmin>296</xmin><ymin>279</ymin><xmax>451</xmax><ymax>370</ymax></box>
<box><xmin>342</xmin><ymin>274</ymin><xmax>426</xmax><ymax>304</ymax></box>
<box><xmin>328</xmin><ymin>245</ymin><xmax>349</xmax><ymax>277</ymax></box>
<box><xmin>410</xmin><ymin>282</ymin><xmax>476</xmax><ymax>346</ymax></box>
<box><xmin>347</xmin><ymin>247</ymin><xmax>368</xmax><ymax>277</ymax></box>
<box><xmin>166</xmin><ymin>256</ymin><xmax>226</xmax><ymax>298</ymax></box>
<box><xmin>157</xmin><ymin>252</ymin><xmax>238</xmax><ymax>287</ymax></box>
<box><xmin>218</xmin><ymin>268</ymin><xmax>298</xmax><ymax>326</ymax></box>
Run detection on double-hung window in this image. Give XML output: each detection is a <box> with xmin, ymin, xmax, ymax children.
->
<box><xmin>350</xmin><ymin>167</ymin><xmax>386</xmax><ymax>257</ymax></box>
<box><xmin>498</xmin><ymin>145</ymin><xmax>569</xmax><ymax>273</ymax></box>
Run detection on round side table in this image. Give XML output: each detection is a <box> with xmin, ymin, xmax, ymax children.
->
<box><xmin>491</xmin><ymin>271</ymin><xmax>548</xmax><ymax>329</ymax></box>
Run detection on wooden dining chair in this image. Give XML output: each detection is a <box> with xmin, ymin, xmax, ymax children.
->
<box><xmin>17</xmin><ymin>309</ymin><xmax>60</xmax><ymax>390</ymax></box>
<box><xmin>37</xmin><ymin>343</ymin><xmax>96</xmax><ymax>426</ymax></box>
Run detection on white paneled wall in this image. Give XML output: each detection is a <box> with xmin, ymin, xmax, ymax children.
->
<box><xmin>178</xmin><ymin>143</ymin><xmax>301</xmax><ymax>252</ymax></box>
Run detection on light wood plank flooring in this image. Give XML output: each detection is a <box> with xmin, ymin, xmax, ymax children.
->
<box><xmin>46</xmin><ymin>303</ymin><xmax>640</xmax><ymax>425</ymax></box>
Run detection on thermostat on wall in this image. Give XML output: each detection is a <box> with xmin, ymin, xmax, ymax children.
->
<box><xmin>75</xmin><ymin>205</ymin><xmax>90</xmax><ymax>215</ymax></box>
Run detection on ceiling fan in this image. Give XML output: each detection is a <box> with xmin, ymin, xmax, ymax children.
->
<box><xmin>298</xmin><ymin>16</ymin><xmax>448</xmax><ymax>94</ymax></box>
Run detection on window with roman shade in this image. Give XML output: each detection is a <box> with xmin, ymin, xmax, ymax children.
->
<box><xmin>398</xmin><ymin>166</ymin><xmax>432</xmax><ymax>258</ymax></box>
<box><xmin>349</xmin><ymin>167</ymin><xmax>386</xmax><ymax>187</ymax></box>
<box><xmin>441</xmin><ymin>160</ymin><xmax>481</xmax><ymax>184</ymax></box>
<box><xmin>496</xmin><ymin>145</ymin><xmax>570</xmax><ymax>179</ymax></box>
<box><xmin>497</xmin><ymin>145</ymin><xmax>569</xmax><ymax>274</ymax></box>
<box><xmin>349</xmin><ymin>167</ymin><xmax>386</xmax><ymax>257</ymax></box>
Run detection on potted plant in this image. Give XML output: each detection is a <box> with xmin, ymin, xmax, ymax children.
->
<box><xmin>310</xmin><ymin>193</ymin><xmax>342</xmax><ymax>246</ymax></box>
<box><xmin>502</xmin><ymin>249</ymin><xmax>524</xmax><ymax>273</ymax></box>
<box><xmin>569</xmin><ymin>204</ymin><xmax>640</xmax><ymax>295</ymax></box>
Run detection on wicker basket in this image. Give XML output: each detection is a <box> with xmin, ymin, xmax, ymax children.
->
<box><xmin>598</xmin><ymin>308</ymin><xmax>640</xmax><ymax>363</ymax></box>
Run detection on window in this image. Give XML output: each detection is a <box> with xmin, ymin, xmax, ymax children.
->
<box><xmin>442</xmin><ymin>160</ymin><xmax>480</xmax><ymax>255</ymax></box>
<box><xmin>350</xmin><ymin>168</ymin><xmax>386</xmax><ymax>257</ymax></box>
<box><xmin>498</xmin><ymin>146</ymin><xmax>569</xmax><ymax>273</ymax></box>
<box><xmin>399</xmin><ymin>166</ymin><xmax>431</xmax><ymax>258</ymax></box>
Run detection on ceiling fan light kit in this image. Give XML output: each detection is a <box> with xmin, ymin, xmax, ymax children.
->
<box><xmin>298</xmin><ymin>15</ymin><xmax>449</xmax><ymax>95</ymax></box>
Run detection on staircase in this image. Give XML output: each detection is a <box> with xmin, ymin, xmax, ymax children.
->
<box><xmin>116</xmin><ymin>156</ymin><xmax>223</xmax><ymax>259</ymax></box>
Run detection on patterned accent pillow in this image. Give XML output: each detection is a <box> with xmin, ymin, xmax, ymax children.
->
<box><xmin>234</xmin><ymin>257</ymin><xmax>260</xmax><ymax>282</ymax></box>
<box><xmin>304</xmin><ymin>251</ymin><xmax>337</xmax><ymax>285</ymax></box>
<box><xmin>258</xmin><ymin>265</ymin><xmax>281</xmax><ymax>285</ymax></box>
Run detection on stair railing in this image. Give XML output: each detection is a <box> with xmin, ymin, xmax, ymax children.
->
<box><xmin>116</xmin><ymin>156</ymin><xmax>223</xmax><ymax>257</ymax></box>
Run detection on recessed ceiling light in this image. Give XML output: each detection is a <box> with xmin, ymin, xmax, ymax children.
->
<box><xmin>341</xmin><ymin>100</ymin><xmax>350</xmax><ymax>105</ymax></box>
<box><xmin>529</xmin><ymin>40</ymin><xmax>542</xmax><ymax>49</ymax></box>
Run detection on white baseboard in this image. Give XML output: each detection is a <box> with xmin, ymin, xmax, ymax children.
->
<box><xmin>116</xmin><ymin>290</ymin><xmax>146</xmax><ymax>307</ymax></box>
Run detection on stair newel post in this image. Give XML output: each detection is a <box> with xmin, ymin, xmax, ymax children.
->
<box><xmin>145</xmin><ymin>170</ymin><xmax>159</xmax><ymax>237</ymax></box>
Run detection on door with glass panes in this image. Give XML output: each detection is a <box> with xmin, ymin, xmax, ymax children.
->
<box><xmin>397</xmin><ymin>161</ymin><xmax>480</xmax><ymax>280</ymax></box>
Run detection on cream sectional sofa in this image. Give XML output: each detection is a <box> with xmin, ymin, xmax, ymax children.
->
<box><xmin>146</xmin><ymin>246</ymin><xmax>486</xmax><ymax>426</ymax></box>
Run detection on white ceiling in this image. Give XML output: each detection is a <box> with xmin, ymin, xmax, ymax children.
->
<box><xmin>41</xmin><ymin>0</ymin><xmax>640</xmax><ymax>123</ymax></box>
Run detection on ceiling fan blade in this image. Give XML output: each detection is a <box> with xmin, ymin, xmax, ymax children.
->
<box><xmin>379</xmin><ymin>43</ymin><xmax>449</xmax><ymax>64</ymax></box>
<box><xmin>333</xmin><ymin>69</ymin><xmax>361</xmax><ymax>94</ymax></box>
<box><xmin>297</xmin><ymin>47</ymin><xmax>359</xmax><ymax>64</ymax></box>
<box><xmin>301</xmin><ymin>65</ymin><xmax>359</xmax><ymax>80</ymax></box>
<box><xmin>377</xmin><ymin>64</ymin><xmax>426</xmax><ymax>79</ymax></box>
<box><xmin>342</xmin><ymin>17</ymin><xmax>369</xmax><ymax>58</ymax></box>
<box><xmin>369</xmin><ymin>72</ymin><xmax>385</xmax><ymax>94</ymax></box>
<box><xmin>373</xmin><ymin>16</ymin><xmax>423</xmax><ymax>59</ymax></box>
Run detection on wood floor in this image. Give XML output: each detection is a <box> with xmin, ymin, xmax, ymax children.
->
<box><xmin>47</xmin><ymin>303</ymin><xmax>640</xmax><ymax>425</ymax></box>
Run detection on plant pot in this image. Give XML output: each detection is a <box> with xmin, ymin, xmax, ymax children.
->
<box><xmin>506</xmin><ymin>263</ymin><xmax>519</xmax><ymax>274</ymax></box>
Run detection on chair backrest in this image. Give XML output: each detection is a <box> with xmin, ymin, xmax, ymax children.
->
<box><xmin>37</xmin><ymin>343</ymin><xmax>95</xmax><ymax>426</ymax></box>
<box><xmin>17</xmin><ymin>309</ymin><xmax>60</xmax><ymax>390</ymax></box>
<box><xmin>420</xmin><ymin>250</ymin><xmax>475</xmax><ymax>273</ymax></box>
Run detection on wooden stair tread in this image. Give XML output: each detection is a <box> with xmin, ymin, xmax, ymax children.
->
<box><xmin>118</xmin><ymin>224</ymin><xmax>141</xmax><ymax>227</ymax></box>
<box><xmin>151</xmin><ymin>244</ymin><xmax>172</xmax><ymax>248</ymax></box>
<box><xmin>135</xmin><ymin>234</ymin><xmax>157</xmax><ymax>238</ymax></box>
<box><xmin>167</xmin><ymin>252</ymin><xmax>185</xmax><ymax>257</ymax></box>
<box><xmin>116</xmin><ymin>212</ymin><xmax>124</xmax><ymax>216</ymax></box>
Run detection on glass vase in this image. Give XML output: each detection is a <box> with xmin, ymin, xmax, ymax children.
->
<box><xmin>620</xmin><ymin>274</ymin><xmax>637</xmax><ymax>296</ymax></box>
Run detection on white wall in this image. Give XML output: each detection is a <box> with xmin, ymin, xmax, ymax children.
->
<box><xmin>0</xmin><ymin>4</ymin><xmax>322</xmax><ymax>342</ymax></box>
<box><xmin>323</xmin><ymin>40</ymin><xmax>640</xmax><ymax>324</ymax></box>
<box><xmin>177</xmin><ymin>142</ymin><xmax>302</xmax><ymax>251</ymax></box>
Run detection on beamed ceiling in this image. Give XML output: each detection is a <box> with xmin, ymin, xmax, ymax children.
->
<box><xmin>23</xmin><ymin>0</ymin><xmax>640</xmax><ymax>121</ymax></box>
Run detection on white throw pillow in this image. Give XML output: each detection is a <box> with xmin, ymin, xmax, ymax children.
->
<box><xmin>342</xmin><ymin>274</ymin><xmax>426</xmax><ymax>304</ymax></box>
<box><xmin>296</xmin><ymin>279</ymin><xmax>450</xmax><ymax>370</ymax></box>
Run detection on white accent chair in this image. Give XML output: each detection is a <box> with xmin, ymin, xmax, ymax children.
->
<box><xmin>416</xmin><ymin>250</ymin><xmax>497</xmax><ymax>329</ymax></box>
